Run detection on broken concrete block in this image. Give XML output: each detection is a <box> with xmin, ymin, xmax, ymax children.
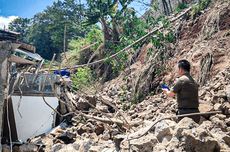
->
<box><xmin>129</xmin><ymin>133</ymin><xmax>158</xmax><ymax>152</ymax></box>
<box><xmin>154</xmin><ymin>119</ymin><xmax>176</xmax><ymax>142</ymax></box>
<box><xmin>183</xmin><ymin>128</ymin><xmax>220</xmax><ymax>152</ymax></box>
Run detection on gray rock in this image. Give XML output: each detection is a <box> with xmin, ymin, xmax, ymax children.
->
<box><xmin>226</xmin><ymin>85</ymin><xmax>230</xmax><ymax>101</ymax></box>
<box><xmin>94</xmin><ymin>123</ymin><xmax>105</xmax><ymax>135</ymax></box>
<box><xmin>174</xmin><ymin>117</ymin><xmax>198</xmax><ymax>138</ymax></box>
<box><xmin>52</xmin><ymin>143</ymin><xmax>80</xmax><ymax>152</ymax></box>
<box><xmin>155</xmin><ymin>120</ymin><xmax>176</xmax><ymax>142</ymax></box>
<box><xmin>217</xmin><ymin>90</ymin><xmax>227</xmax><ymax>98</ymax></box>
<box><xmin>19</xmin><ymin>144</ymin><xmax>38</xmax><ymax>152</ymax></box>
<box><xmin>51</xmin><ymin>144</ymin><xmax>64</xmax><ymax>152</ymax></box>
<box><xmin>2</xmin><ymin>144</ymin><xmax>10</xmax><ymax>152</ymax></box>
<box><xmin>79</xmin><ymin>139</ymin><xmax>93</xmax><ymax>152</ymax></box>
<box><xmin>85</xmin><ymin>95</ymin><xmax>97</xmax><ymax>107</ymax></box>
<box><xmin>77</xmin><ymin>97</ymin><xmax>91</xmax><ymax>111</ymax></box>
<box><xmin>129</xmin><ymin>133</ymin><xmax>158</xmax><ymax>152</ymax></box>
<box><xmin>183</xmin><ymin>128</ymin><xmax>220</xmax><ymax>152</ymax></box>
<box><xmin>214</xmin><ymin>103</ymin><xmax>222</xmax><ymax>111</ymax></box>
<box><xmin>210</xmin><ymin>115</ymin><xmax>227</xmax><ymax>131</ymax></box>
<box><xmin>223</xmin><ymin>135</ymin><xmax>230</xmax><ymax>146</ymax></box>
<box><xmin>89</xmin><ymin>146</ymin><xmax>102</xmax><ymax>152</ymax></box>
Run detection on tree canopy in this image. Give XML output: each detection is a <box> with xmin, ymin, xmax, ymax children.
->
<box><xmin>9</xmin><ymin>0</ymin><xmax>90</xmax><ymax>60</ymax></box>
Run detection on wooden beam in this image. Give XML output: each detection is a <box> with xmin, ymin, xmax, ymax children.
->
<box><xmin>8</xmin><ymin>55</ymin><xmax>35</xmax><ymax>65</ymax></box>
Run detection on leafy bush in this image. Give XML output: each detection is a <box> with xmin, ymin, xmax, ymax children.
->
<box><xmin>191</xmin><ymin>0</ymin><xmax>211</xmax><ymax>18</ymax></box>
<box><xmin>72</xmin><ymin>67</ymin><xmax>93</xmax><ymax>90</ymax></box>
<box><xmin>66</xmin><ymin>26</ymin><xmax>103</xmax><ymax>65</ymax></box>
<box><xmin>175</xmin><ymin>3</ymin><xmax>188</xmax><ymax>13</ymax></box>
<box><xmin>69</xmin><ymin>26</ymin><xmax>103</xmax><ymax>53</ymax></box>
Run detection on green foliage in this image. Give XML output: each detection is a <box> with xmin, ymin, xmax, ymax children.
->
<box><xmin>9</xmin><ymin>0</ymin><xmax>90</xmax><ymax>60</ymax></box>
<box><xmin>84</xmin><ymin>0</ymin><xmax>134</xmax><ymax>26</ymax></box>
<box><xmin>67</xmin><ymin>26</ymin><xmax>103</xmax><ymax>65</ymax></box>
<box><xmin>8</xmin><ymin>17</ymin><xmax>30</xmax><ymax>42</ymax></box>
<box><xmin>72</xmin><ymin>67</ymin><xmax>93</xmax><ymax>90</ymax></box>
<box><xmin>69</xmin><ymin>26</ymin><xmax>103</xmax><ymax>53</ymax></box>
<box><xmin>146</xmin><ymin>15</ymin><xmax>175</xmax><ymax>53</ymax></box>
<box><xmin>175</xmin><ymin>3</ymin><xmax>188</xmax><ymax>13</ymax></box>
<box><xmin>191</xmin><ymin>0</ymin><xmax>211</xmax><ymax>18</ymax></box>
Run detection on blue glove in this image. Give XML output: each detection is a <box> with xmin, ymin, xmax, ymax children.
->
<box><xmin>161</xmin><ymin>84</ymin><xmax>170</xmax><ymax>91</ymax></box>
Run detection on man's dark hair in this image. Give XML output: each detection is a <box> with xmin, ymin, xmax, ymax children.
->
<box><xmin>178</xmin><ymin>60</ymin><xmax>191</xmax><ymax>72</ymax></box>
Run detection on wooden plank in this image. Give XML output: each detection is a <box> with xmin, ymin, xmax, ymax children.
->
<box><xmin>19</xmin><ymin>43</ymin><xmax>36</xmax><ymax>53</ymax></box>
<box><xmin>8</xmin><ymin>55</ymin><xmax>35</xmax><ymax>65</ymax></box>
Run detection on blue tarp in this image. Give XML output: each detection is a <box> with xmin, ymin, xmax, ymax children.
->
<box><xmin>54</xmin><ymin>69</ymin><xmax>70</xmax><ymax>78</ymax></box>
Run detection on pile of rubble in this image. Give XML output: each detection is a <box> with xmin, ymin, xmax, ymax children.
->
<box><xmin>2</xmin><ymin>0</ymin><xmax>230</xmax><ymax>151</ymax></box>
<box><xmin>3</xmin><ymin>66</ymin><xmax>229</xmax><ymax>152</ymax></box>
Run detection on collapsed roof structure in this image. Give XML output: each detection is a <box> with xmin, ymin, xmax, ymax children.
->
<box><xmin>0</xmin><ymin>30</ymin><xmax>60</xmax><ymax>148</ymax></box>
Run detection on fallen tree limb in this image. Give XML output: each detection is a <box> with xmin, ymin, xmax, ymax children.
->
<box><xmin>97</xmin><ymin>94</ymin><xmax>132</xmax><ymax>129</ymax></box>
<box><xmin>79</xmin><ymin>112</ymin><xmax>143</xmax><ymax>127</ymax></box>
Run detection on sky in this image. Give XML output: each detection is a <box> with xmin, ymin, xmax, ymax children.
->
<box><xmin>0</xmin><ymin>0</ymin><xmax>150</xmax><ymax>29</ymax></box>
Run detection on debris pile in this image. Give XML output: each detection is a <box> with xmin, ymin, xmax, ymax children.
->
<box><xmin>6</xmin><ymin>66</ymin><xmax>227</xmax><ymax>152</ymax></box>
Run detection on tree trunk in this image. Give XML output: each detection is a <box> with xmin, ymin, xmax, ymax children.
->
<box><xmin>100</xmin><ymin>18</ymin><xmax>112</xmax><ymax>45</ymax></box>
<box><xmin>168</xmin><ymin>0</ymin><xmax>173</xmax><ymax>13</ymax></box>
<box><xmin>162</xmin><ymin>0</ymin><xmax>170</xmax><ymax>16</ymax></box>
<box><xmin>112</xmin><ymin>19</ymin><xmax>120</xmax><ymax>44</ymax></box>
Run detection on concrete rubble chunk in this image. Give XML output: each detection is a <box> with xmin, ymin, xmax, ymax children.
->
<box><xmin>129</xmin><ymin>133</ymin><xmax>158</xmax><ymax>152</ymax></box>
<box><xmin>51</xmin><ymin>143</ymin><xmax>80</xmax><ymax>152</ymax></box>
<box><xmin>183</xmin><ymin>128</ymin><xmax>220</xmax><ymax>152</ymax></box>
<box><xmin>174</xmin><ymin>117</ymin><xmax>198</xmax><ymax>138</ymax></box>
<box><xmin>154</xmin><ymin>119</ymin><xmax>176</xmax><ymax>142</ymax></box>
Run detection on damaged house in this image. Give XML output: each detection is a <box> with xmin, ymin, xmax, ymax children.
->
<box><xmin>0</xmin><ymin>30</ymin><xmax>60</xmax><ymax>147</ymax></box>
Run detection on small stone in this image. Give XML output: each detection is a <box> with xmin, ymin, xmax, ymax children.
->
<box><xmin>85</xmin><ymin>95</ymin><xmax>97</xmax><ymax>107</ymax></box>
<box><xmin>79</xmin><ymin>139</ymin><xmax>93</xmax><ymax>152</ymax></box>
<box><xmin>223</xmin><ymin>135</ymin><xmax>230</xmax><ymax>146</ymax></box>
<box><xmin>147</xmin><ymin>105</ymin><xmax>154</xmax><ymax>110</ymax></box>
<box><xmin>19</xmin><ymin>144</ymin><xmax>38</xmax><ymax>152</ymax></box>
<box><xmin>77</xmin><ymin>97</ymin><xmax>91</xmax><ymax>111</ymax></box>
<box><xmin>95</xmin><ymin>123</ymin><xmax>105</xmax><ymax>135</ymax></box>
<box><xmin>225</xmin><ymin>118</ymin><xmax>230</xmax><ymax>126</ymax></box>
<box><xmin>226</xmin><ymin>85</ymin><xmax>230</xmax><ymax>101</ymax></box>
<box><xmin>129</xmin><ymin>133</ymin><xmax>158</xmax><ymax>152</ymax></box>
<box><xmin>214</xmin><ymin>82</ymin><xmax>221</xmax><ymax>90</ymax></box>
<box><xmin>214</xmin><ymin>103</ymin><xmax>222</xmax><ymax>111</ymax></box>
<box><xmin>2</xmin><ymin>144</ymin><xmax>10</xmax><ymax>152</ymax></box>
<box><xmin>56</xmin><ymin>130</ymin><xmax>76</xmax><ymax>144</ymax></box>
<box><xmin>89</xmin><ymin>146</ymin><xmax>102</xmax><ymax>152</ymax></box>
<box><xmin>211</xmin><ymin>95</ymin><xmax>219</xmax><ymax>104</ymax></box>
<box><xmin>217</xmin><ymin>90</ymin><xmax>227</xmax><ymax>98</ymax></box>
<box><xmin>199</xmin><ymin>103</ymin><xmax>213</xmax><ymax>112</ymax></box>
